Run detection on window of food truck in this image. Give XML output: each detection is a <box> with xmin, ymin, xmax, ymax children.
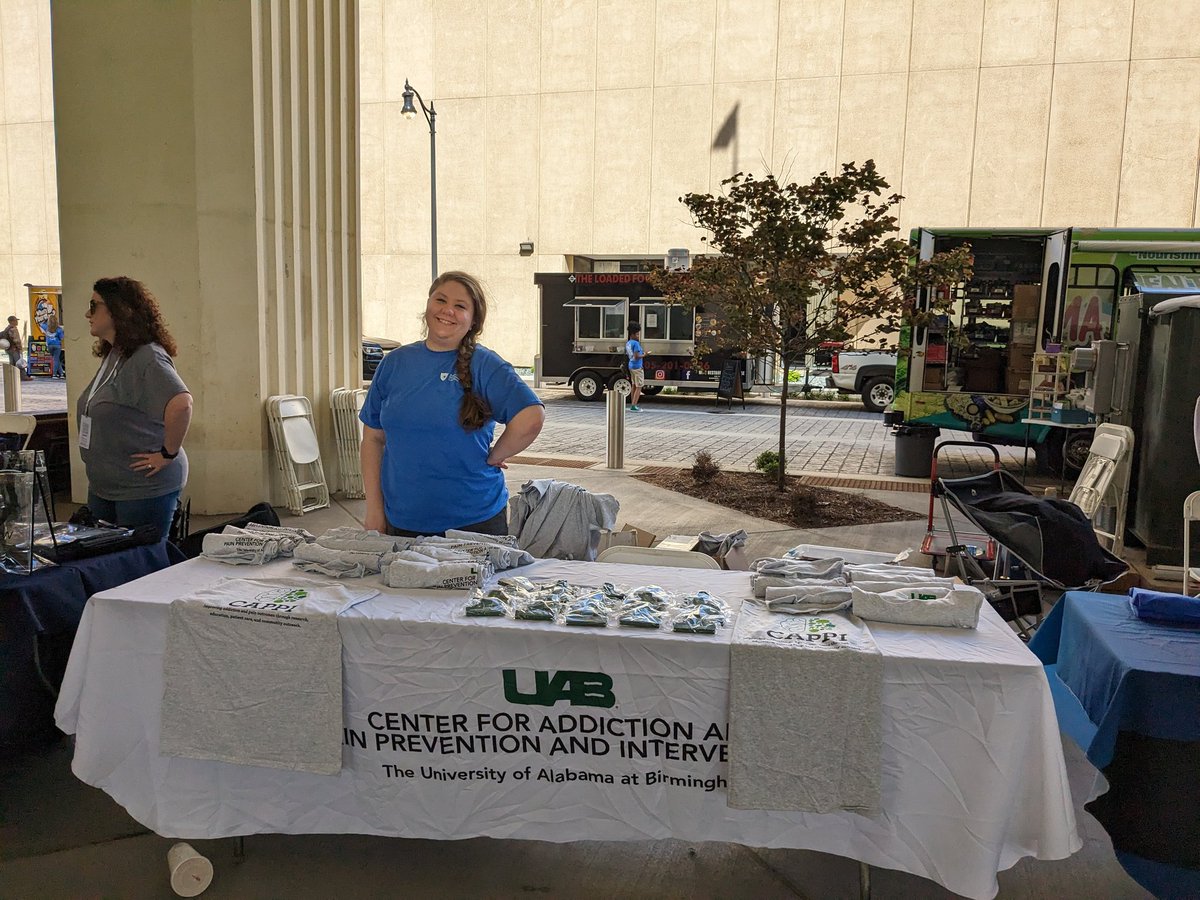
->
<box><xmin>635</xmin><ymin>303</ymin><xmax>695</xmax><ymax>341</ymax></box>
<box><xmin>568</xmin><ymin>298</ymin><xmax>627</xmax><ymax>341</ymax></box>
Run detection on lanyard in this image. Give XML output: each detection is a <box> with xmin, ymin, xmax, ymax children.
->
<box><xmin>84</xmin><ymin>352</ymin><xmax>123</xmax><ymax>414</ymax></box>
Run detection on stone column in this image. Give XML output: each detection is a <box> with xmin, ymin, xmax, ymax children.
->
<box><xmin>52</xmin><ymin>0</ymin><xmax>359</xmax><ymax>513</ymax></box>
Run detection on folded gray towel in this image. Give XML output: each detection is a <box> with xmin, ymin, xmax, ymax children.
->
<box><xmin>851</xmin><ymin>584</ymin><xmax>984</xmax><ymax>629</ymax></box>
<box><xmin>753</xmin><ymin>557</ymin><xmax>845</xmax><ymax>578</ymax></box>
<box><xmin>292</xmin><ymin>543</ymin><xmax>383</xmax><ymax>578</ymax></box>
<box><xmin>317</xmin><ymin>536</ymin><xmax>399</xmax><ymax>554</ymax></box>
<box><xmin>845</xmin><ymin>563</ymin><xmax>941</xmax><ymax>580</ymax></box>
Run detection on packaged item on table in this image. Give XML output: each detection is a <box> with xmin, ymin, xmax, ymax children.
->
<box><xmin>618</xmin><ymin>599</ymin><xmax>665</xmax><ymax>629</ymax></box>
<box><xmin>671</xmin><ymin>591</ymin><xmax>729</xmax><ymax>635</ymax></box>
<box><xmin>514</xmin><ymin>596</ymin><xmax>561</xmax><ymax>621</ymax></box>
<box><xmin>465</xmin><ymin>587</ymin><xmax>513</xmax><ymax>617</ymax></box>
<box><xmin>629</xmin><ymin>585</ymin><xmax>671</xmax><ymax>609</ymax></box>
<box><xmin>563</xmin><ymin>589</ymin><xmax>611</xmax><ymax>627</ymax></box>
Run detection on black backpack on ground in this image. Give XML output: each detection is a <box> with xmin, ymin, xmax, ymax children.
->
<box><xmin>176</xmin><ymin>502</ymin><xmax>281</xmax><ymax>559</ymax></box>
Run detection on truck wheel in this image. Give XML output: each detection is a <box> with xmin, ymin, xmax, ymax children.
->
<box><xmin>860</xmin><ymin>376</ymin><xmax>894</xmax><ymax>413</ymax></box>
<box><xmin>1063</xmin><ymin>430</ymin><xmax>1094</xmax><ymax>477</ymax></box>
<box><xmin>608</xmin><ymin>373</ymin><xmax>632</xmax><ymax>396</ymax></box>
<box><xmin>640</xmin><ymin>385</ymin><xmax>663</xmax><ymax>397</ymax></box>
<box><xmin>572</xmin><ymin>372</ymin><xmax>604</xmax><ymax>401</ymax></box>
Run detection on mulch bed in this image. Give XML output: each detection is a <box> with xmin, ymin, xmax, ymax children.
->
<box><xmin>636</xmin><ymin>469</ymin><xmax>925</xmax><ymax>529</ymax></box>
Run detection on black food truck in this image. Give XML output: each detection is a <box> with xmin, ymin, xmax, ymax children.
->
<box><xmin>533</xmin><ymin>272</ymin><xmax>757</xmax><ymax>400</ymax></box>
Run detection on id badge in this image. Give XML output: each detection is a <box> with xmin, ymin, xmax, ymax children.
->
<box><xmin>79</xmin><ymin>415</ymin><xmax>92</xmax><ymax>450</ymax></box>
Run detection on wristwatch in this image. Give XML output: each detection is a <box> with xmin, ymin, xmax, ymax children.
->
<box><xmin>160</xmin><ymin>445</ymin><xmax>179</xmax><ymax>459</ymax></box>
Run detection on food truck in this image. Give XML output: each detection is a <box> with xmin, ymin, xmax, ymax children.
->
<box><xmin>533</xmin><ymin>272</ymin><xmax>760</xmax><ymax>400</ymax></box>
<box><xmin>895</xmin><ymin>227</ymin><xmax>1200</xmax><ymax>472</ymax></box>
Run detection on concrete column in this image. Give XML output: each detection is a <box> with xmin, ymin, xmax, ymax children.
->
<box><xmin>52</xmin><ymin>0</ymin><xmax>359</xmax><ymax>513</ymax></box>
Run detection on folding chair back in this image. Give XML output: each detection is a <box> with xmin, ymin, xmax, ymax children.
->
<box><xmin>596</xmin><ymin>546</ymin><xmax>722</xmax><ymax>569</ymax></box>
<box><xmin>330</xmin><ymin>387</ymin><xmax>367</xmax><ymax>498</ymax></box>
<box><xmin>0</xmin><ymin>413</ymin><xmax>37</xmax><ymax>450</ymax></box>
<box><xmin>1068</xmin><ymin>423</ymin><xmax>1134</xmax><ymax>555</ymax></box>
<box><xmin>1185</xmin><ymin>491</ymin><xmax>1200</xmax><ymax>597</ymax></box>
<box><xmin>265</xmin><ymin>395</ymin><xmax>330</xmax><ymax>515</ymax></box>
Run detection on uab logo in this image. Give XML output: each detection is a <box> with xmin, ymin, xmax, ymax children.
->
<box><xmin>502</xmin><ymin>669</ymin><xmax>615</xmax><ymax>708</ymax></box>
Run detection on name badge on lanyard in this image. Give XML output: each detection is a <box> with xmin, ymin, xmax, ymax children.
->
<box><xmin>80</xmin><ymin>353</ymin><xmax>121</xmax><ymax>450</ymax></box>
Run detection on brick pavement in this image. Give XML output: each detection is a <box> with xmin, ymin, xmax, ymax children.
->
<box><xmin>527</xmin><ymin>393</ymin><xmax>1031</xmax><ymax>481</ymax></box>
<box><xmin>2</xmin><ymin>374</ymin><xmax>1035</xmax><ymax>484</ymax></box>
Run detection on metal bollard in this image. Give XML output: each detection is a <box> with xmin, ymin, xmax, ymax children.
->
<box><xmin>1</xmin><ymin>363</ymin><xmax>20</xmax><ymax>412</ymax></box>
<box><xmin>606</xmin><ymin>386</ymin><xmax>626</xmax><ymax>469</ymax></box>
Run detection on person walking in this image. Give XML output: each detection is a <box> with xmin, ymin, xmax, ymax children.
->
<box><xmin>45</xmin><ymin>313</ymin><xmax>64</xmax><ymax>378</ymax></box>
<box><xmin>625</xmin><ymin>322</ymin><xmax>645</xmax><ymax>411</ymax></box>
<box><xmin>2</xmin><ymin>315</ymin><xmax>23</xmax><ymax>369</ymax></box>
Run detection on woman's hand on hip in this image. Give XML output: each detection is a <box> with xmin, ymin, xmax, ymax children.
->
<box><xmin>363</xmin><ymin>510</ymin><xmax>388</xmax><ymax>532</ymax></box>
<box><xmin>129</xmin><ymin>451</ymin><xmax>173</xmax><ymax>477</ymax></box>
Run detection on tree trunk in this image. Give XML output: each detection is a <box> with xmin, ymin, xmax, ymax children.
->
<box><xmin>777</xmin><ymin>351</ymin><xmax>789</xmax><ymax>491</ymax></box>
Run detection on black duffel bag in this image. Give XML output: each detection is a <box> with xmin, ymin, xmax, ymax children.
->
<box><xmin>176</xmin><ymin>501</ymin><xmax>281</xmax><ymax>559</ymax></box>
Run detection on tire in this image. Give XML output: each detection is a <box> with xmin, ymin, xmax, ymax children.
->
<box><xmin>608</xmin><ymin>373</ymin><xmax>632</xmax><ymax>396</ymax></box>
<box><xmin>1063</xmin><ymin>430</ymin><xmax>1094</xmax><ymax>476</ymax></box>
<box><xmin>860</xmin><ymin>375</ymin><xmax>894</xmax><ymax>413</ymax></box>
<box><xmin>572</xmin><ymin>371</ymin><xmax>604</xmax><ymax>401</ymax></box>
<box><xmin>640</xmin><ymin>385</ymin><xmax>663</xmax><ymax>397</ymax></box>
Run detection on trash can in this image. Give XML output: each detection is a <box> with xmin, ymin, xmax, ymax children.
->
<box><xmin>893</xmin><ymin>423</ymin><xmax>939</xmax><ymax>478</ymax></box>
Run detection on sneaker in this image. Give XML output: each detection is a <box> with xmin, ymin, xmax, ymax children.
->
<box><xmin>629</xmin><ymin>405</ymin><xmax>640</xmax><ymax>411</ymax></box>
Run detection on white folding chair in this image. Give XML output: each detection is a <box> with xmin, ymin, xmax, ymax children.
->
<box><xmin>596</xmin><ymin>545</ymin><xmax>722</xmax><ymax>569</ymax></box>
<box><xmin>1068</xmin><ymin>423</ymin><xmax>1134</xmax><ymax>556</ymax></box>
<box><xmin>330</xmin><ymin>387</ymin><xmax>367</xmax><ymax>499</ymax></box>
<box><xmin>266</xmin><ymin>395</ymin><xmax>330</xmax><ymax>515</ymax></box>
<box><xmin>1185</xmin><ymin>491</ymin><xmax>1200</xmax><ymax>597</ymax></box>
<box><xmin>0</xmin><ymin>413</ymin><xmax>37</xmax><ymax>450</ymax></box>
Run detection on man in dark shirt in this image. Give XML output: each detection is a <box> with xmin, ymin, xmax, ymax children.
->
<box><xmin>2</xmin><ymin>316</ymin><xmax>23</xmax><ymax>368</ymax></box>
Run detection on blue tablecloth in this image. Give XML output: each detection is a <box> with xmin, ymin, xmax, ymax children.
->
<box><xmin>1030</xmin><ymin>590</ymin><xmax>1200</xmax><ymax>896</ymax></box>
<box><xmin>0</xmin><ymin>543</ymin><xmax>183</xmax><ymax>755</ymax></box>
<box><xmin>1030</xmin><ymin>590</ymin><xmax>1200</xmax><ymax>769</ymax></box>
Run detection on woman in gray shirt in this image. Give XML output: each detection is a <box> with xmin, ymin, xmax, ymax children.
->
<box><xmin>77</xmin><ymin>276</ymin><xmax>193</xmax><ymax>541</ymax></box>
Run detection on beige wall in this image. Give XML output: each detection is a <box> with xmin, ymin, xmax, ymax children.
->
<box><xmin>8</xmin><ymin>0</ymin><xmax>1200</xmax><ymax>370</ymax></box>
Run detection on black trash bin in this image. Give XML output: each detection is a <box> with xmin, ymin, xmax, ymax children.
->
<box><xmin>893</xmin><ymin>423</ymin><xmax>940</xmax><ymax>478</ymax></box>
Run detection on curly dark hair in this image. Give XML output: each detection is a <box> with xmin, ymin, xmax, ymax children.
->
<box><xmin>91</xmin><ymin>276</ymin><xmax>178</xmax><ymax>358</ymax></box>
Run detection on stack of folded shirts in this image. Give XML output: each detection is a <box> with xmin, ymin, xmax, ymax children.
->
<box><xmin>750</xmin><ymin>557</ymin><xmax>846</xmax><ymax>597</ymax></box>
<box><xmin>201</xmin><ymin>532</ymin><xmax>282</xmax><ymax>566</ymax></box>
<box><xmin>293</xmin><ymin>543</ymin><xmax>384</xmax><ymax>579</ymax></box>
<box><xmin>381</xmin><ymin>547</ymin><xmax>493</xmax><ymax>590</ymax></box>
<box><xmin>850</xmin><ymin>584</ymin><xmax>985</xmax><ymax>629</ymax></box>
<box><xmin>239</xmin><ymin>522</ymin><xmax>315</xmax><ymax>556</ymax></box>
<box><xmin>763</xmin><ymin>582</ymin><xmax>852</xmax><ymax>614</ymax></box>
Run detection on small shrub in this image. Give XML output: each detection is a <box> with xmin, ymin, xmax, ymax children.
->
<box><xmin>692</xmin><ymin>450</ymin><xmax>721</xmax><ymax>483</ymax></box>
<box><xmin>752</xmin><ymin>450</ymin><xmax>780</xmax><ymax>478</ymax></box>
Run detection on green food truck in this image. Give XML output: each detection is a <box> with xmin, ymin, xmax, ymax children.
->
<box><xmin>895</xmin><ymin>227</ymin><xmax>1200</xmax><ymax>473</ymax></box>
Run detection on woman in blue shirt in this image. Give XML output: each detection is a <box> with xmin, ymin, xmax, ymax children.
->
<box><xmin>45</xmin><ymin>313</ymin><xmax>64</xmax><ymax>378</ymax></box>
<box><xmin>359</xmin><ymin>272</ymin><xmax>545</xmax><ymax>537</ymax></box>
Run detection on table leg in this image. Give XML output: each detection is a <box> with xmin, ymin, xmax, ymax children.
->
<box><xmin>859</xmin><ymin>861</ymin><xmax>871</xmax><ymax>899</ymax></box>
<box><xmin>233</xmin><ymin>836</ymin><xmax>244</xmax><ymax>863</ymax></box>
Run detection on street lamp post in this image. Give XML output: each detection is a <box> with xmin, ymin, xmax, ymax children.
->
<box><xmin>401</xmin><ymin>78</ymin><xmax>437</xmax><ymax>283</ymax></box>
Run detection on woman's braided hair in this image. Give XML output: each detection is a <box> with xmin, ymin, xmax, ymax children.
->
<box><xmin>428</xmin><ymin>271</ymin><xmax>491</xmax><ymax>431</ymax></box>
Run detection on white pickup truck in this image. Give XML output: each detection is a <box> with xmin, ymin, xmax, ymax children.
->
<box><xmin>827</xmin><ymin>350</ymin><xmax>897</xmax><ymax>412</ymax></box>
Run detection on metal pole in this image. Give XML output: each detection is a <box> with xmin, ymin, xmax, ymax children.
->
<box><xmin>428</xmin><ymin>102</ymin><xmax>437</xmax><ymax>283</ymax></box>
<box><xmin>606</xmin><ymin>388</ymin><xmax>625</xmax><ymax>469</ymax></box>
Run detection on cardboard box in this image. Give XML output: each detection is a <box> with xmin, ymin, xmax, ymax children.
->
<box><xmin>719</xmin><ymin>544</ymin><xmax>751</xmax><ymax>571</ymax></box>
<box><xmin>923</xmin><ymin>365</ymin><xmax>945</xmax><ymax>389</ymax></box>
<box><xmin>1008</xmin><ymin>346</ymin><xmax>1035</xmax><ymax>371</ymax></box>
<box><xmin>1010</xmin><ymin>321</ymin><xmax>1038</xmax><ymax>345</ymax></box>
<box><xmin>1011</xmin><ymin>284</ymin><xmax>1040</xmax><ymax>321</ymax></box>
<box><xmin>1005</xmin><ymin>367</ymin><xmax>1030</xmax><ymax>395</ymax></box>
<box><xmin>598</xmin><ymin>523</ymin><xmax>656</xmax><ymax>553</ymax></box>
<box><xmin>656</xmin><ymin>533</ymin><xmax>700</xmax><ymax>551</ymax></box>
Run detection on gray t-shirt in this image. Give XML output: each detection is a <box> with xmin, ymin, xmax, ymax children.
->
<box><xmin>76</xmin><ymin>342</ymin><xmax>189</xmax><ymax>500</ymax></box>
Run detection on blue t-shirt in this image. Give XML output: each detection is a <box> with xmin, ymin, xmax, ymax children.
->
<box><xmin>46</xmin><ymin>327</ymin><xmax>63</xmax><ymax>349</ymax></box>
<box><xmin>360</xmin><ymin>341</ymin><xmax>541</xmax><ymax>533</ymax></box>
<box><xmin>626</xmin><ymin>338</ymin><xmax>644</xmax><ymax>370</ymax></box>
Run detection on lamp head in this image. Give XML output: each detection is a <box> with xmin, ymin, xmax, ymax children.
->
<box><xmin>401</xmin><ymin>80</ymin><xmax>417</xmax><ymax>119</ymax></box>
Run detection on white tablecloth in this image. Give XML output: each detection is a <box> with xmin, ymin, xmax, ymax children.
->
<box><xmin>55</xmin><ymin>558</ymin><xmax>1079</xmax><ymax>900</ymax></box>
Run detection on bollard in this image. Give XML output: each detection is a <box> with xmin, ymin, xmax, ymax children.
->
<box><xmin>606</xmin><ymin>386</ymin><xmax>626</xmax><ymax>469</ymax></box>
<box><xmin>1</xmin><ymin>363</ymin><xmax>20</xmax><ymax>412</ymax></box>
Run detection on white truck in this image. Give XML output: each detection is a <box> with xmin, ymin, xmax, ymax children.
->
<box><xmin>827</xmin><ymin>349</ymin><xmax>897</xmax><ymax>412</ymax></box>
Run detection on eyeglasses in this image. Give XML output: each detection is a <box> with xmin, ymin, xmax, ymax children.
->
<box><xmin>88</xmin><ymin>299</ymin><xmax>105</xmax><ymax>314</ymax></box>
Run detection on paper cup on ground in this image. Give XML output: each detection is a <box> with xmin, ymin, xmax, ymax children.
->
<box><xmin>168</xmin><ymin>842</ymin><xmax>213</xmax><ymax>897</ymax></box>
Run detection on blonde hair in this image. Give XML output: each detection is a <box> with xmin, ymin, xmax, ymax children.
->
<box><xmin>427</xmin><ymin>271</ymin><xmax>491</xmax><ymax>430</ymax></box>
